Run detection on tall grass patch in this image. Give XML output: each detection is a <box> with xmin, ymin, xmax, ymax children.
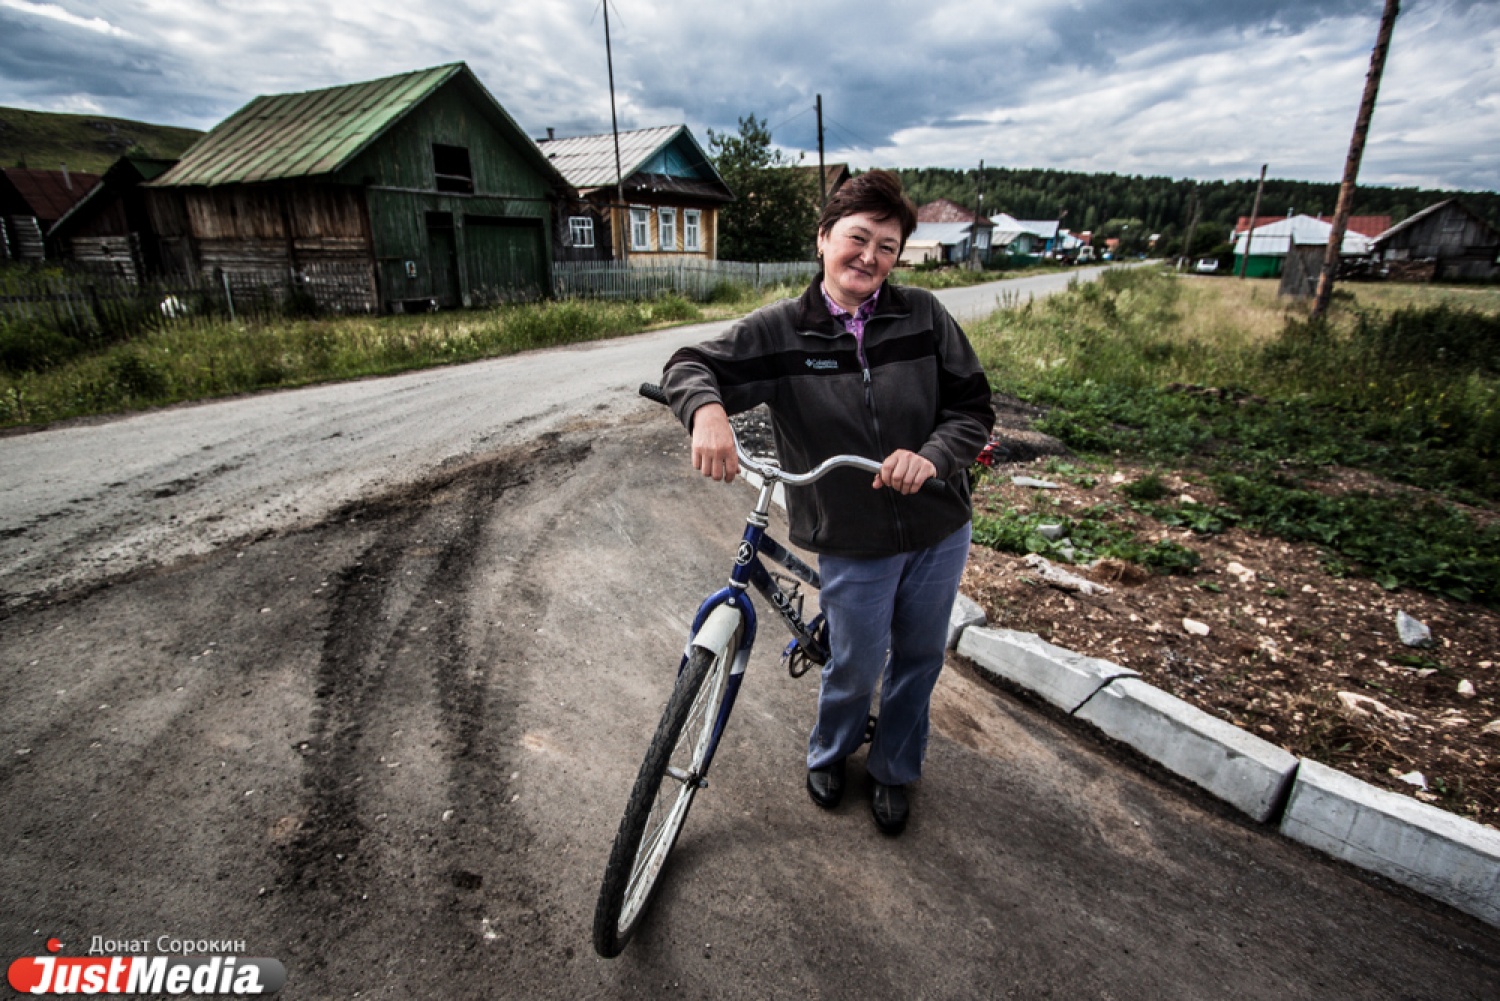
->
<box><xmin>966</xmin><ymin>268</ymin><xmax>1500</xmax><ymax>603</ymax></box>
<box><xmin>0</xmin><ymin>294</ymin><xmax>706</xmax><ymax>427</ymax></box>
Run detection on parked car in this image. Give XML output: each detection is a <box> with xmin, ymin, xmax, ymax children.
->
<box><xmin>1194</xmin><ymin>258</ymin><xmax>1220</xmax><ymax>274</ymax></box>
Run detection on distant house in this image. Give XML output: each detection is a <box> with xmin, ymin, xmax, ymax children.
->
<box><xmin>1232</xmin><ymin>214</ymin><xmax>1378</xmax><ymax>278</ymax></box>
<box><xmin>1233</xmin><ymin>214</ymin><xmax>1390</xmax><ymax>245</ymax></box>
<box><xmin>1370</xmin><ymin>199</ymin><xmax>1500</xmax><ymax>282</ymax></box>
<box><xmin>536</xmin><ymin>125</ymin><xmax>733</xmax><ymax>263</ymax></box>
<box><xmin>914</xmin><ymin>199</ymin><xmax>993</xmax><ymax>264</ymax></box>
<box><xmin>48</xmin><ymin>156</ymin><xmax>177</xmax><ymax>283</ymax></box>
<box><xmin>0</xmin><ymin>167</ymin><xmax>100</xmax><ymax>261</ymax></box>
<box><xmin>147</xmin><ymin>63</ymin><xmax>571</xmax><ymax>312</ymax></box>
<box><xmin>794</xmin><ymin>162</ymin><xmax>851</xmax><ymax>215</ymax></box>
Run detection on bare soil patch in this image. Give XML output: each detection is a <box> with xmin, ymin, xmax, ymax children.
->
<box><xmin>961</xmin><ymin>459</ymin><xmax>1500</xmax><ymax>828</ymax></box>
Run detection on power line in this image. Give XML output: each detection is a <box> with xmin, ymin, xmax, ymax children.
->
<box><xmin>822</xmin><ymin>114</ymin><xmax>881</xmax><ymax>153</ymax></box>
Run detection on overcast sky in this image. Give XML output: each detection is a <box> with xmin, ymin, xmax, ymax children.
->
<box><xmin>1</xmin><ymin>0</ymin><xmax>1495</xmax><ymax>191</ymax></box>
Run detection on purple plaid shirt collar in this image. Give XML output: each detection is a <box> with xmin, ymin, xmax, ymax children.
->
<box><xmin>820</xmin><ymin>282</ymin><xmax>880</xmax><ymax>343</ymax></box>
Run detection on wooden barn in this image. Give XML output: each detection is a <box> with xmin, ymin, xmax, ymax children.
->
<box><xmin>1</xmin><ymin>167</ymin><xmax>100</xmax><ymax>261</ymax></box>
<box><xmin>146</xmin><ymin>63</ymin><xmax>572</xmax><ymax>312</ymax></box>
<box><xmin>47</xmin><ymin>156</ymin><xmax>177</xmax><ymax>283</ymax></box>
<box><xmin>536</xmin><ymin>125</ymin><xmax>733</xmax><ymax>263</ymax></box>
<box><xmin>1370</xmin><ymin>199</ymin><xmax>1500</xmax><ymax>282</ymax></box>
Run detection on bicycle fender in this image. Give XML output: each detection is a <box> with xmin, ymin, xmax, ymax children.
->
<box><xmin>690</xmin><ymin>604</ymin><xmax>743</xmax><ymax>658</ymax></box>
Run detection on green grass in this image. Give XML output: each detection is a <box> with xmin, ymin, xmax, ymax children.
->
<box><xmin>893</xmin><ymin>261</ymin><xmax>1072</xmax><ymax>290</ymax></box>
<box><xmin>966</xmin><ymin>268</ymin><xmax>1500</xmax><ymax>604</ymax></box>
<box><xmin>0</xmin><ymin>288</ymin><xmax>785</xmax><ymax>427</ymax></box>
<box><xmin>1</xmin><ymin>106</ymin><xmax>203</xmax><ymax>173</ymax></box>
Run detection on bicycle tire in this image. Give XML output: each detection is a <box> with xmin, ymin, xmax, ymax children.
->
<box><xmin>593</xmin><ymin>630</ymin><xmax>739</xmax><ymax>957</ymax></box>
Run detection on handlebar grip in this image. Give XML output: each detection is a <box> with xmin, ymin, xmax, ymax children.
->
<box><xmin>639</xmin><ymin>382</ymin><xmax>670</xmax><ymax>406</ymax></box>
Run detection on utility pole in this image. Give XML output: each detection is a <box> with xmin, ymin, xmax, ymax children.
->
<box><xmin>969</xmin><ymin>159</ymin><xmax>984</xmax><ymax>271</ymax></box>
<box><xmin>816</xmin><ymin>94</ymin><xmax>827</xmax><ymax>210</ymax></box>
<box><xmin>603</xmin><ymin>0</ymin><xmax>627</xmax><ymax>263</ymax></box>
<box><xmin>1237</xmin><ymin>164</ymin><xmax>1267</xmax><ymax>279</ymax></box>
<box><xmin>1181</xmin><ymin>186</ymin><xmax>1201</xmax><ymax>270</ymax></box>
<box><xmin>1312</xmin><ymin>0</ymin><xmax>1400</xmax><ymax>320</ymax></box>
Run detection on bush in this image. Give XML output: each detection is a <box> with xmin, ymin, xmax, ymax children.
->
<box><xmin>0</xmin><ymin>320</ymin><xmax>86</xmax><ymax>373</ymax></box>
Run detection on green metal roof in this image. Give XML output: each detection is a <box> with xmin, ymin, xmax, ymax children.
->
<box><xmin>152</xmin><ymin>63</ymin><xmax>563</xmax><ymax>189</ymax></box>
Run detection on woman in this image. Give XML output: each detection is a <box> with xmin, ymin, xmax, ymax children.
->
<box><xmin>661</xmin><ymin>170</ymin><xmax>993</xmax><ymax>835</ymax></box>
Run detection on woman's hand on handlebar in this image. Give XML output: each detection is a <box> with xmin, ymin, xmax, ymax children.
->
<box><xmin>691</xmin><ymin>403</ymin><xmax>739</xmax><ymax>484</ymax></box>
<box><xmin>874</xmin><ymin>449</ymin><xmax>936</xmax><ymax>495</ymax></box>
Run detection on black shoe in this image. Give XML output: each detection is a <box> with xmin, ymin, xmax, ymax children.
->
<box><xmin>807</xmin><ymin>760</ymin><xmax>846</xmax><ymax>809</ymax></box>
<box><xmin>871</xmin><ymin>782</ymin><xmax>909</xmax><ymax>835</ymax></box>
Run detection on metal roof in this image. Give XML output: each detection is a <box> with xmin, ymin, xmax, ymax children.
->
<box><xmin>1233</xmin><ymin>214</ymin><xmax>1373</xmax><ymax>256</ymax></box>
<box><xmin>537</xmin><ymin>125</ymin><xmax>720</xmax><ymax>192</ymax></box>
<box><xmin>911</xmin><ymin>222</ymin><xmax>974</xmax><ymax>245</ymax></box>
<box><xmin>152</xmin><ymin>63</ymin><xmax>562</xmax><ymax>189</ymax></box>
<box><xmin>2</xmin><ymin>168</ymin><xmax>101</xmax><ymax>222</ymax></box>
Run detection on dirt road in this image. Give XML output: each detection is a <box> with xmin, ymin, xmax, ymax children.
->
<box><xmin>4</xmin><ymin>412</ymin><xmax>1499</xmax><ymax>999</ymax></box>
<box><xmin>3</xmin><ymin>272</ymin><xmax>1498</xmax><ymax>997</ymax></box>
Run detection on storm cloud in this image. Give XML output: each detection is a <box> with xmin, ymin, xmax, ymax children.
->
<box><xmin>0</xmin><ymin>0</ymin><xmax>1494</xmax><ymax>190</ymax></box>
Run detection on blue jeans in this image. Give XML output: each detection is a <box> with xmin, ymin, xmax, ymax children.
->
<box><xmin>807</xmin><ymin>523</ymin><xmax>972</xmax><ymax>786</ymax></box>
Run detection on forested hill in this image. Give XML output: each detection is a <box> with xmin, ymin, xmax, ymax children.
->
<box><xmin>894</xmin><ymin>165</ymin><xmax>1500</xmax><ymax>236</ymax></box>
<box><xmin>0</xmin><ymin>107</ymin><xmax>203</xmax><ymax>175</ymax></box>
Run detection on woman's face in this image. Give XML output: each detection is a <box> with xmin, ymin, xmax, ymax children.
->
<box><xmin>817</xmin><ymin>211</ymin><xmax>903</xmax><ymax>312</ymax></box>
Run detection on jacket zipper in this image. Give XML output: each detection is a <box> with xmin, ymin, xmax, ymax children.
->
<box><xmin>858</xmin><ymin>329</ymin><xmax>908</xmax><ymax>552</ymax></box>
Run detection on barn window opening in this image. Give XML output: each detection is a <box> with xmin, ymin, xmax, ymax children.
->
<box><xmin>425</xmin><ymin>211</ymin><xmax>455</xmax><ymax>231</ymax></box>
<box><xmin>569</xmin><ymin>216</ymin><xmax>595</xmax><ymax>248</ymax></box>
<box><xmin>432</xmin><ymin>144</ymin><xmax>474</xmax><ymax>194</ymax></box>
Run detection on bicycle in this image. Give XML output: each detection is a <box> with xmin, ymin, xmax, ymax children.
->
<box><xmin>591</xmin><ymin>383</ymin><xmax>888</xmax><ymax>958</ymax></box>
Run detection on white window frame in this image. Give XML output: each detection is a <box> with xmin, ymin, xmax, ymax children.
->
<box><xmin>658</xmin><ymin>207</ymin><xmax>677</xmax><ymax>251</ymax></box>
<box><xmin>568</xmin><ymin>216</ymin><xmax>594</xmax><ymax>249</ymax></box>
<box><xmin>630</xmin><ymin>207</ymin><xmax>651</xmax><ymax>252</ymax></box>
<box><xmin>684</xmin><ymin>209</ymin><xmax>701</xmax><ymax>252</ymax></box>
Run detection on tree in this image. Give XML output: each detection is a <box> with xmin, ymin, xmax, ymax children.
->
<box><xmin>708</xmin><ymin>115</ymin><xmax>818</xmax><ymax>262</ymax></box>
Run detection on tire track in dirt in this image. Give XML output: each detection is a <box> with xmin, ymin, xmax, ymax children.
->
<box><xmin>273</xmin><ymin>434</ymin><xmax>590</xmax><ymax>989</ymax></box>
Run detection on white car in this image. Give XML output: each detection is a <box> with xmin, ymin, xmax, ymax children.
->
<box><xmin>1194</xmin><ymin>258</ymin><xmax>1220</xmax><ymax>274</ymax></box>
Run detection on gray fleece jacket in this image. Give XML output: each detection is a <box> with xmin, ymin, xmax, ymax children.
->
<box><xmin>662</xmin><ymin>278</ymin><xmax>994</xmax><ymax>558</ymax></box>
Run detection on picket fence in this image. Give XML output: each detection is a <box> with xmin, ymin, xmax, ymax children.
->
<box><xmin>0</xmin><ymin>258</ymin><xmax>818</xmax><ymax>341</ymax></box>
<box><xmin>552</xmin><ymin>259</ymin><xmax>817</xmax><ymax>301</ymax></box>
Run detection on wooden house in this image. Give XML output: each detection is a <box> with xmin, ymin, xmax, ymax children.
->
<box><xmin>916</xmin><ymin>199</ymin><xmax>993</xmax><ymax>264</ymax></box>
<box><xmin>794</xmin><ymin>162</ymin><xmax>851</xmax><ymax>215</ymax></box>
<box><xmin>536</xmin><ymin>125</ymin><xmax>733</xmax><ymax>263</ymax></box>
<box><xmin>1370</xmin><ymin>199</ymin><xmax>1500</xmax><ymax>282</ymax></box>
<box><xmin>146</xmin><ymin>63</ymin><xmax>571</xmax><ymax>312</ymax></box>
<box><xmin>47</xmin><ymin>156</ymin><xmax>177</xmax><ymax>283</ymax></box>
<box><xmin>0</xmin><ymin>167</ymin><xmax>100</xmax><ymax>261</ymax></box>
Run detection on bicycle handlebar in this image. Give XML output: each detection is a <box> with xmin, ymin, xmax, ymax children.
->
<box><xmin>639</xmin><ymin>382</ymin><xmax>915</xmax><ymax>489</ymax></box>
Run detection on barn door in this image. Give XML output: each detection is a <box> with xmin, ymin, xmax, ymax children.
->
<box><xmin>462</xmin><ymin>215</ymin><xmax>546</xmax><ymax>304</ymax></box>
<box><xmin>425</xmin><ymin>212</ymin><xmax>461</xmax><ymax>308</ymax></box>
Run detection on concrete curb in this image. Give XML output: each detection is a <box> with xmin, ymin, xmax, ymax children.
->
<box><xmin>1075</xmin><ymin>677</ymin><xmax>1298</xmax><ymax>824</ymax></box>
<box><xmin>957</xmin><ymin>626</ymin><xmax>1135</xmax><ymax>713</ymax></box>
<box><xmin>1281</xmin><ymin>760</ymin><xmax>1500</xmax><ymax>928</ymax></box>
<box><xmin>950</xmin><ymin>618</ymin><xmax>1500</xmax><ymax>929</ymax></box>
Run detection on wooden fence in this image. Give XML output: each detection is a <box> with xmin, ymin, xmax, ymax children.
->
<box><xmin>553</xmin><ymin>259</ymin><xmax>818</xmax><ymax>301</ymax></box>
<box><xmin>1</xmin><ymin>257</ymin><xmax>817</xmax><ymax>341</ymax></box>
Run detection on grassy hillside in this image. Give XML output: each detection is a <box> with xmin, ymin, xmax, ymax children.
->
<box><xmin>0</xmin><ymin>106</ymin><xmax>203</xmax><ymax>174</ymax></box>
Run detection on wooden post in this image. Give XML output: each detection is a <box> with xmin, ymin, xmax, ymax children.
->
<box><xmin>816</xmin><ymin>94</ymin><xmax>827</xmax><ymax>209</ymax></box>
<box><xmin>1238</xmin><ymin>164</ymin><xmax>1267</xmax><ymax>279</ymax></box>
<box><xmin>969</xmin><ymin>159</ymin><xmax>984</xmax><ymax>271</ymax></box>
<box><xmin>1311</xmin><ymin>0</ymin><xmax>1400</xmax><ymax>320</ymax></box>
<box><xmin>1181</xmin><ymin>187</ymin><xmax>1201</xmax><ymax>271</ymax></box>
<box><xmin>603</xmin><ymin>0</ymin><xmax>627</xmax><ymax>265</ymax></box>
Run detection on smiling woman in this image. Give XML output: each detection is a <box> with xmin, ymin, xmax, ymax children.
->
<box><xmin>660</xmin><ymin>168</ymin><xmax>995</xmax><ymax>836</ymax></box>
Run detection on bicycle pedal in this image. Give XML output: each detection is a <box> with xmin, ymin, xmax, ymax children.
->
<box><xmin>782</xmin><ymin>638</ymin><xmax>811</xmax><ymax>678</ymax></box>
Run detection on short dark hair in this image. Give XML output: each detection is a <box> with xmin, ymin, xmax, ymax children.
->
<box><xmin>816</xmin><ymin>169</ymin><xmax>917</xmax><ymax>245</ymax></box>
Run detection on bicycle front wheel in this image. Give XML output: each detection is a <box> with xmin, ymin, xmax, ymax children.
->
<box><xmin>592</xmin><ymin>628</ymin><xmax>740</xmax><ymax>957</ymax></box>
